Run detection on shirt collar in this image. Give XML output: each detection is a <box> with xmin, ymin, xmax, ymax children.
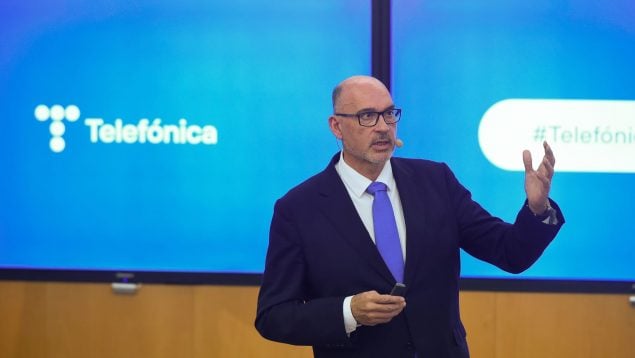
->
<box><xmin>335</xmin><ymin>151</ymin><xmax>396</xmax><ymax>198</ymax></box>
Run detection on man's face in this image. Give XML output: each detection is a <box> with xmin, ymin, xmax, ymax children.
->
<box><xmin>330</xmin><ymin>78</ymin><xmax>397</xmax><ymax>178</ymax></box>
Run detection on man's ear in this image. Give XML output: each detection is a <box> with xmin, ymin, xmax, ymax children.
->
<box><xmin>328</xmin><ymin>115</ymin><xmax>342</xmax><ymax>139</ymax></box>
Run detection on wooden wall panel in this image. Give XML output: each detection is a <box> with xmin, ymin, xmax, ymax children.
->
<box><xmin>494</xmin><ymin>293</ymin><xmax>635</xmax><ymax>358</ymax></box>
<box><xmin>460</xmin><ymin>291</ymin><xmax>497</xmax><ymax>357</ymax></box>
<box><xmin>0</xmin><ymin>281</ymin><xmax>633</xmax><ymax>358</ymax></box>
<box><xmin>0</xmin><ymin>282</ymin><xmax>48</xmax><ymax>358</ymax></box>
<box><xmin>192</xmin><ymin>286</ymin><xmax>311</xmax><ymax>358</ymax></box>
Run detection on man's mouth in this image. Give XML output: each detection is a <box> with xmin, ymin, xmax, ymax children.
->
<box><xmin>371</xmin><ymin>139</ymin><xmax>393</xmax><ymax>149</ymax></box>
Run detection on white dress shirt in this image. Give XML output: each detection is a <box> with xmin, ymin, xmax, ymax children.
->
<box><xmin>334</xmin><ymin>152</ymin><xmax>407</xmax><ymax>334</ymax></box>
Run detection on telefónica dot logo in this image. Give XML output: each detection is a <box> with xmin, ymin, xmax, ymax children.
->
<box><xmin>34</xmin><ymin>104</ymin><xmax>218</xmax><ymax>153</ymax></box>
<box><xmin>34</xmin><ymin>104</ymin><xmax>80</xmax><ymax>153</ymax></box>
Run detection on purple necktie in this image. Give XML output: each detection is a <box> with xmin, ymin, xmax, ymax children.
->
<box><xmin>367</xmin><ymin>182</ymin><xmax>404</xmax><ymax>283</ymax></box>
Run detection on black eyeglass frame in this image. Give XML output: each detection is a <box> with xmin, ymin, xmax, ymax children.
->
<box><xmin>334</xmin><ymin>108</ymin><xmax>402</xmax><ymax>127</ymax></box>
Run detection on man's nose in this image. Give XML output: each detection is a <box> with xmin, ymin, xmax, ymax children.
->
<box><xmin>375</xmin><ymin>114</ymin><xmax>391</xmax><ymax>131</ymax></box>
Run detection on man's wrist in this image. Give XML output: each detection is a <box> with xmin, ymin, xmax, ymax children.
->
<box><xmin>528</xmin><ymin>200</ymin><xmax>558</xmax><ymax>224</ymax></box>
<box><xmin>528</xmin><ymin>200</ymin><xmax>549</xmax><ymax>216</ymax></box>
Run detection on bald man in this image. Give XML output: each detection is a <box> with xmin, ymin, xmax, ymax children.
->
<box><xmin>256</xmin><ymin>75</ymin><xmax>564</xmax><ymax>358</ymax></box>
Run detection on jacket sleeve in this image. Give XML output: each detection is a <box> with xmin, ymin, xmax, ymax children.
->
<box><xmin>255</xmin><ymin>198</ymin><xmax>351</xmax><ymax>347</ymax></box>
<box><xmin>443</xmin><ymin>164</ymin><xmax>565</xmax><ymax>274</ymax></box>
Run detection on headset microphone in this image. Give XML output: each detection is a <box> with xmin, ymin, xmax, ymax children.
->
<box><xmin>395</xmin><ymin>139</ymin><xmax>404</xmax><ymax>148</ymax></box>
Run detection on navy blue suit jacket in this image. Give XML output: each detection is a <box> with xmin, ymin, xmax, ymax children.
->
<box><xmin>256</xmin><ymin>154</ymin><xmax>564</xmax><ymax>358</ymax></box>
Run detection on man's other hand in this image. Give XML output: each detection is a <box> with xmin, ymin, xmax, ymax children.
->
<box><xmin>350</xmin><ymin>290</ymin><xmax>406</xmax><ymax>326</ymax></box>
<box><xmin>523</xmin><ymin>141</ymin><xmax>556</xmax><ymax>215</ymax></box>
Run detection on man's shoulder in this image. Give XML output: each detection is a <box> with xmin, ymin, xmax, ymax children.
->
<box><xmin>277</xmin><ymin>163</ymin><xmax>336</xmax><ymax>204</ymax></box>
<box><xmin>276</xmin><ymin>155</ymin><xmax>455</xmax><ymax>204</ymax></box>
<box><xmin>391</xmin><ymin>156</ymin><xmax>450</xmax><ymax>176</ymax></box>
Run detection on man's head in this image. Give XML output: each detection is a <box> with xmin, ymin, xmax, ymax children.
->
<box><xmin>329</xmin><ymin>75</ymin><xmax>398</xmax><ymax>180</ymax></box>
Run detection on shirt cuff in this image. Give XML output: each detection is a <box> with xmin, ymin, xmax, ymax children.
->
<box><xmin>528</xmin><ymin>199</ymin><xmax>559</xmax><ymax>225</ymax></box>
<box><xmin>538</xmin><ymin>200</ymin><xmax>559</xmax><ymax>225</ymax></box>
<box><xmin>342</xmin><ymin>295</ymin><xmax>359</xmax><ymax>335</ymax></box>
<box><xmin>542</xmin><ymin>208</ymin><xmax>558</xmax><ymax>225</ymax></box>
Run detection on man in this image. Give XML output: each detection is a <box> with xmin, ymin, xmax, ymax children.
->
<box><xmin>255</xmin><ymin>75</ymin><xmax>564</xmax><ymax>357</ymax></box>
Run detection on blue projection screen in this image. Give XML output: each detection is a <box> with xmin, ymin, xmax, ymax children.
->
<box><xmin>0</xmin><ymin>1</ymin><xmax>371</xmax><ymax>275</ymax></box>
<box><xmin>393</xmin><ymin>1</ymin><xmax>635</xmax><ymax>284</ymax></box>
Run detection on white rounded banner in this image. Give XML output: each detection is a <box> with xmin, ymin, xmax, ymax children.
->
<box><xmin>478</xmin><ymin>99</ymin><xmax>635</xmax><ymax>173</ymax></box>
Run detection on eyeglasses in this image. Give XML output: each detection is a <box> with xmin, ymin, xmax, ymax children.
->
<box><xmin>334</xmin><ymin>108</ymin><xmax>402</xmax><ymax>127</ymax></box>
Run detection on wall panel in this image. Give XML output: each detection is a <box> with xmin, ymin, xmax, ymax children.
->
<box><xmin>0</xmin><ymin>282</ymin><xmax>632</xmax><ymax>358</ymax></box>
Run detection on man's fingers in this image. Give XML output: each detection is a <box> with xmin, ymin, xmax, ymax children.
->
<box><xmin>523</xmin><ymin>150</ymin><xmax>533</xmax><ymax>173</ymax></box>
<box><xmin>543</xmin><ymin>141</ymin><xmax>556</xmax><ymax>167</ymax></box>
<box><xmin>374</xmin><ymin>293</ymin><xmax>405</xmax><ymax>304</ymax></box>
<box><xmin>358</xmin><ymin>304</ymin><xmax>406</xmax><ymax>325</ymax></box>
<box><xmin>534</xmin><ymin>171</ymin><xmax>550</xmax><ymax>187</ymax></box>
<box><xmin>361</xmin><ymin>294</ymin><xmax>405</xmax><ymax>312</ymax></box>
<box><xmin>367</xmin><ymin>301</ymin><xmax>405</xmax><ymax>313</ymax></box>
<box><xmin>352</xmin><ymin>291</ymin><xmax>404</xmax><ymax>306</ymax></box>
<box><xmin>351</xmin><ymin>291</ymin><xmax>407</xmax><ymax>326</ymax></box>
<box><xmin>540</xmin><ymin>156</ymin><xmax>554</xmax><ymax>179</ymax></box>
<box><xmin>526</xmin><ymin>142</ymin><xmax>556</xmax><ymax>176</ymax></box>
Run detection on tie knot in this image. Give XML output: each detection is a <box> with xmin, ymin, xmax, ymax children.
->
<box><xmin>366</xmin><ymin>182</ymin><xmax>388</xmax><ymax>195</ymax></box>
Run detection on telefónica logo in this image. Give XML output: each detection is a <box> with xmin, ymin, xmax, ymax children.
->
<box><xmin>34</xmin><ymin>104</ymin><xmax>218</xmax><ymax>153</ymax></box>
<box><xmin>34</xmin><ymin>104</ymin><xmax>80</xmax><ymax>153</ymax></box>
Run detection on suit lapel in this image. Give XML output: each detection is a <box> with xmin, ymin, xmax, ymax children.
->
<box><xmin>391</xmin><ymin>158</ymin><xmax>428</xmax><ymax>286</ymax></box>
<box><xmin>316</xmin><ymin>154</ymin><xmax>396</xmax><ymax>284</ymax></box>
